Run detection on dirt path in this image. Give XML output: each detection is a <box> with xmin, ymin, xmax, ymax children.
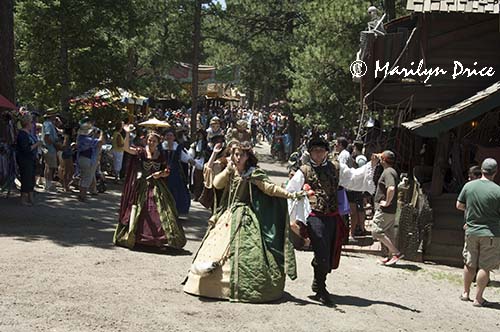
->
<box><xmin>0</xmin><ymin>141</ymin><xmax>499</xmax><ymax>332</ymax></box>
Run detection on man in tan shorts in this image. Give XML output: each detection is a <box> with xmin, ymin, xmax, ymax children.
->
<box><xmin>456</xmin><ymin>158</ymin><xmax>500</xmax><ymax>307</ymax></box>
<box><xmin>372</xmin><ymin>150</ymin><xmax>403</xmax><ymax>266</ymax></box>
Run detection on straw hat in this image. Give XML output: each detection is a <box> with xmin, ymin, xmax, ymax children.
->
<box><xmin>236</xmin><ymin>119</ymin><xmax>248</xmax><ymax>130</ymax></box>
<box><xmin>43</xmin><ymin>108</ymin><xmax>59</xmax><ymax>118</ymax></box>
<box><xmin>138</xmin><ymin>117</ymin><xmax>171</xmax><ymax>128</ymax></box>
<box><xmin>209</xmin><ymin>116</ymin><xmax>221</xmax><ymax>125</ymax></box>
<box><xmin>77</xmin><ymin>122</ymin><xmax>94</xmax><ymax>136</ymax></box>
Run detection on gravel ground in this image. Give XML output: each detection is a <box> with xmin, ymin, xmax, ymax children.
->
<box><xmin>0</xmin><ymin>142</ymin><xmax>499</xmax><ymax>332</ymax></box>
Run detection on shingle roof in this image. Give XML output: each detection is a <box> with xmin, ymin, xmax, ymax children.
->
<box><xmin>407</xmin><ymin>0</ymin><xmax>500</xmax><ymax>14</ymax></box>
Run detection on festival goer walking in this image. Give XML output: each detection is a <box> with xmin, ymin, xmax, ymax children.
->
<box><xmin>456</xmin><ymin>158</ymin><xmax>500</xmax><ymax>307</ymax></box>
<box><xmin>334</xmin><ymin>137</ymin><xmax>352</xmax><ymax>240</ymax></box>
<box><xmin>197</xmin><ymin>134</ymin><xmax>235</xmax><ymax>211</ymax></box>
<box><xmin>286</xmin><ymin>137</ymin><xmax>376</xmax><ymax>306</ymax></box>
<box><xmin>16</xmin><ymin>113</ymin><xmax>42</xmax><ymax>205</ymax></box>
<box><xmin>206</xmin><ymin>116</ymin><xmax>223</xmax><ymax>143</ymax></box>
<box><xmin>113</xmin><ymin>124</ymin><xmax>186</xmax><ymax>249</ymax></box>
<box><xmin>228</xmin><ymin>119</ymin><xmax>251</xmax><ymax>143</ymax></box>
<box><xmin>41</xmin><ymin>108</ymin><xmax>60</xmax><ymax>192</ymax></box>
<box><xmin>161</xmin><ymin>128</ymin><xmax>193</xmax><ymax>214</ymax></box>
<box><xmin>467</xmin><ymin>165</ymin><xmax>482</xmax><ymax>181</ymax></box>
<box><xmin>59</xmin><ymin>130</ymin><xmax>75</xmax><ymax>192</ymax></box>
<box><xmin>335</xmin><ymin>137</ymin><xmax>351</xmax><ymax>166</ymax></box>
<box><xmin>347</xmin><ymin>141</ymin><xmax>369</xmax><ymax>238</ymax></box>
<box><xmin>76</xmin><ymin>123</ymin><xmax>104</xmax><ymax>202</ymax></box>
<box><xmin>372</xmin><ymin>150</ymin><xmax>403</xmax><ymax>266</ymax></box>
<box><xmin>188</xmin><ymin>129</ymin><xmax>208</xmax><ymax>201</ymax></box>
<box><xmin>88</xmin><ymin>128</ymin><xmax>105</xmax><ymax>195</ymax></box>
<box><xmin>111</xmin><ymin>122</ymin><xmax>125</xmax><ymax>182</ymax></box>
<box><xmin>183</xmin><ymin>141</ymin><xmax>301</xmax><ymax>302</ymax></box>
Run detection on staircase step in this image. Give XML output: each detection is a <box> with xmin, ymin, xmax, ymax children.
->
<box><xmin>423</xmin><ymin>254</ymin><xmax>463</xmax><ymax>267</ymax></box>
<box><xmin>343</xmin><ymin>242</ymin><xmax>382</xmax><ymax>254</ymax></box>
<box><xmin>425</xmin><ymin>242</ymin><xmax>463</xmax><ymax>265</ymax></box>
<box><xmin>430</xmin><ymin>229</ymin><xmax>464</xmax><ymax>246</ymax></box>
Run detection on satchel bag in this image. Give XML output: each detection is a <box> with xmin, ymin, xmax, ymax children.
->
<box><xmin>198</xmin><ymin>186</ymin><xmax>214</xmax><ymax>210</ymax></box>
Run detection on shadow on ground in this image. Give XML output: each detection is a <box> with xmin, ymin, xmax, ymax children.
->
<box><xmin>196</xmin><ymin>291</ymin><xmax>322</xmax><ymax>307</ymax></box>
<box><xmin>133</xmin><ymin>244</ymin><xmax>193</xmax><ymax>256</ymax></box>
<box><xmin>385</xmin><ymin>263</ymin><xmax>422</xmax><ymax>272</ymax></box>
<box><xmin>0</xmin><ymin>183</ymin><xmax>210</xmax><ymax>250</ymax></box>
<box><xmin>329</xmin><ymin>294</ymin><xmax>421</xmax><ymax>312</ymax></box>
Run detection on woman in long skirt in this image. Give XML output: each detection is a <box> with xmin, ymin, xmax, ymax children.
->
<box><xmin>162</xmin><ymin>128</ymin><xmax>192</xmax><ymax>214</ymax></box>
<box><xmin>184</xmin><ymin>141</ymin><xmax>302</xmax><ymax>302</ymax></box>
<box><xmin>113</xmin><ymin>124</ymin><xmax>186</xmax><ymax>249</ymax></box>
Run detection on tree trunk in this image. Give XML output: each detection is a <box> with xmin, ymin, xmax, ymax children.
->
<box><xmin>384</xmin><ymin>0</ymin><xmax>396</xmax><ymax>21</ymax></box>
<box><xmin>248</xmin><ymin>87</ymin><xmax>255</xmax><ymax>110</ymax></box>
<box><xmin>0</xmin><ymin>0</ymin><xmax>15</xmax><ymax>104</ymax></box>
<box><xmin>190</xmin><ymin>0</ymin><xmax>202</xmax><ymax>139</ymax></box>
<box><xmin>59</xmin><ymin>28</ymin><xmax>70</xmax><ymax>113</ymax></box>
<box><xmin>0</xmin><ymin>0</ymin><xmax>15</xmax><ymax>140</ymax></box>
<box><xmin>59</xmin><ymin>0</ymin><xmax>70</xmax><ymax>115</ymax></box>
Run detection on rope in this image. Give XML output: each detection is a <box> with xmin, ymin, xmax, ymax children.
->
<box><xmin>357</xmin><ymin>27</ymin><xmax>418</xmax><ymax>139</ymax></box>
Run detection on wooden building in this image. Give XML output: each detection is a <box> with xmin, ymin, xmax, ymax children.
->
<box><xmin>358</xmin><ymin>0</ymin><xmax>500</xmax><ymax>265</ymax></box>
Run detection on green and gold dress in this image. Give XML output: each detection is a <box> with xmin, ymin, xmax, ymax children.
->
<box><xmin>183</xmin><ymin>166</ymin><xmax>297</xmax><ymax>303</ymax></box>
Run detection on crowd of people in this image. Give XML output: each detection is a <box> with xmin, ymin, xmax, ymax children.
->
<box><xmin>2</xmin><ymin>104</ymin><xmax>499</xmax><ymax>308</ymax></box>
<box><xmin>8</xmin><ymin>105</ymin><xmax>295</xmax><ymax>204</ymax></box>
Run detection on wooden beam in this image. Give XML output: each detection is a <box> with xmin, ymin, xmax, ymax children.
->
<box><xmin>431</xmin><ymin>132</ymin><xmax>450</xmax><ymax>196</ymax></box>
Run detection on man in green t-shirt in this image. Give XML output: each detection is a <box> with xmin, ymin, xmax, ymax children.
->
<box><xmin>456</xmin><ymin>158</ymin><xmax>500</xmax><ymax>308</ymax></box>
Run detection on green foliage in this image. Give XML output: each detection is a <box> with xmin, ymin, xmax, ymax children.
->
<box><xmin>204</xmin><ymin>0</ymin><xmax>304</xmax><ymax>107</ymax></box>
<box><xmin>287</xmin><ymin>0</ymin><xmax>371</xmax><ymax>134</ymax></box>
<box><xmin>204</xmin><ymin>0</ymin><xmax>373</xmax><ymax>134</ymax></box>
<box><xmin>13</xmin><ymin>0</ymin><xmax>408</xmax><ymax>134</ymax></box>
<box><xmin>14</xmin><ymin>0</ymin><xmax>196</xmax><ymax>112</ymax></box>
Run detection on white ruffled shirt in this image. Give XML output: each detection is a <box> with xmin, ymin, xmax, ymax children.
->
<box><xmin>286</xmin><ymin>161</ymin><xmax>375</xmax><ymax>223</ymax></box>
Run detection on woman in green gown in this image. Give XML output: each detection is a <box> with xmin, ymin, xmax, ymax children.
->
<box><xmin>184</xmin><ymin>141</ymin><xmax>302</xmax><ymax>302</ymax></box>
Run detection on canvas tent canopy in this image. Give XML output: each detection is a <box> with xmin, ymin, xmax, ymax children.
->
<box><xmin>72</xmin><ymin>88</ymin><xmax>148</xmax><ymax>106</ymax></box>
<box><xmin>0</xmin><ymin>94</ymin><xmax>16</xmax><ymax>110</ymax></box>
<box><xmin>166</xmin><ymin>62</ymin><xmax>240</xmax><ymax>85</ymax></box>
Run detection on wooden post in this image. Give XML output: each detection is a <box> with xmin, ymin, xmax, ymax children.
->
<box><xmin>190</xmin><ymin>0</ymin><xmax>202</xmax><ymax>139</ymax></box>
<box><xmin>0</xmin><ymin>0</ymin><xmax>15</xmax><ymax>102</ymax></box>
<box><xmin>0</xmin><ymin>0</ymin><xmax>15</xmax><ymax>141</ymax></box>
<box><xmin>430</xmin><ymin>132</ymin><xmax>450</xmax><ymax>196</ymax></box>
<box><xmin>59</xmin><ymin>0</ymin><xmax>70</xmax><ymax>116</ymax></box>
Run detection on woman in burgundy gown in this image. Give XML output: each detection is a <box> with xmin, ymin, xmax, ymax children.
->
<box><xmin>113</xmin><ymin>124</ymin><xmax>186</xmax><ymax>249</ymax></box>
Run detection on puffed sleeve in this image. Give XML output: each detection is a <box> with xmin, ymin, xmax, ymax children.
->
<box><xmin>338</xmin><ymin>162</ymin><xmax>376</xmax><ymax>194</ymax></box>
<box><xmin>213</xmin><ymin>165</ymin><xmax>231</xmax><ymax>190</ymax></box>
<box><xmin>286</xmin><ymin>169</ymin><xmax>305</xmax><ymax>193</ymax></box>
<box><xmin>253</xmin><ymin>178</ymin><xmax>294</xmax><ymax>199</ymax></box>
<box><xmin>203</xmin><ymin>160</ymin><xmax>225</xmax><ymax>188</ymax></box>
